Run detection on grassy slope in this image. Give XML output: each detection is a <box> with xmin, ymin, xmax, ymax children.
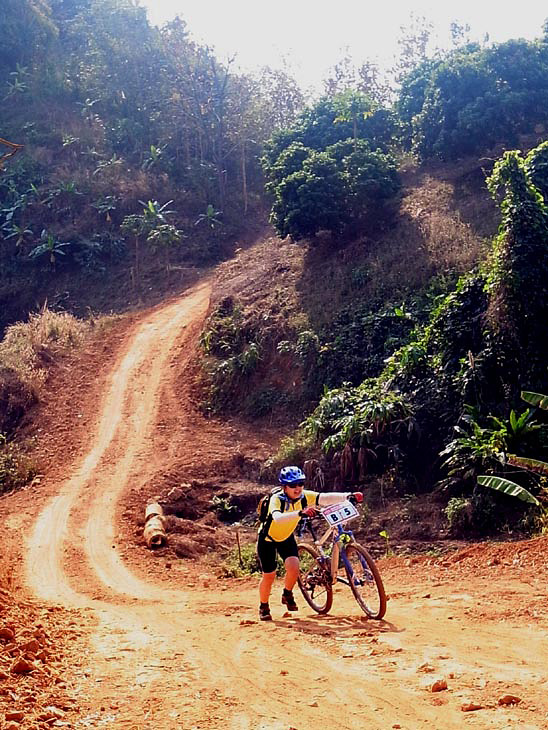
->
<box><xmin>203</xmin><ymin>155</ymin><xmax>500</xmax><ymax>417</ymax></box>
<box><xmin>300</xmin><ymin>158</ymin><xmax>497</xmax><ymax>329</ymax></box>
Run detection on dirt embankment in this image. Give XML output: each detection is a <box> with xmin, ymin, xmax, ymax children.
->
<box><xmin>1</xmin><ymin>274</ymin><xmax>548</xmax><ymax>730</ymax></box>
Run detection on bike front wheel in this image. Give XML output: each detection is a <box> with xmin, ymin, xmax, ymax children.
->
<box><xmin>343</xmin><ymin>543</ymin><xmax>386</xmax><ymax>619</ymax></box>
<box><xmin>297</xmin><ymin>543</ymin><xmax>333</xmax><ymax>614</ymax></box>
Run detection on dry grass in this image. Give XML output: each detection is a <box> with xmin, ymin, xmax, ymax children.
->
<box><xmin>211</xmin><ymin>234</ymin><xmax>308</xmax><ymax>338</ymax></box>
<box><xmin>0</xmin><ymin>307</ymin><xmax>89</xmax><ymax>395</ymax></box>
<box><xmin>300</xmin><ymin>168</ymin><xmax>496</xmax><ymax>327</ymax></box>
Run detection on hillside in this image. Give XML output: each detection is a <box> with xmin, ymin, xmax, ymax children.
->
<box><xmin>197</xmin><ymin>153</ymin><xmax>500</xmax><ymax>444</ymax></box>
<box><xmin>3</xmin><ymin>6</ymin><xmax>548</xmax><ymax>724</ymax></box>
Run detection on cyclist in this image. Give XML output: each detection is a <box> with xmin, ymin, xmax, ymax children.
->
<box><xmin>257</xmin><ymin>465</ymin><xmax>363</xmax><ymax>621</ymax></box>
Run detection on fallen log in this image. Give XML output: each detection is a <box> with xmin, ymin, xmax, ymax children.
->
<box><xmin>144</xmin><ymin>502</ymin><xmax>167</xmax><ymax>548</ymax></box>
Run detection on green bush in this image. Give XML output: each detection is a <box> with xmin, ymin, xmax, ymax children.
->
<box><xmin>221</xmin><ymin>542</ymin><xmax>284</xmax><ymax>578</ymax></box>
<box><xmin>262</xmin><ymin>93</ymin><xmax>401</xmax><ymax>242</ymax></box>
<box><xmin>269</xmin><ymin>150</ymin><xmax>346</xmax><ymax>240</ymax></box>
<box><xmin>444</xmin><ymin>497</ymin><xmax>472</xmax><ymax>534</ymax></box>
<box><xmin>398</xmin><ymin>39</ymin><xmax>548</xmax><ymax>161</ymax></box>
<box><xmin>244</xmin><ymin>388</ymin><xmax>292</xmax><ymax>418</ymax></box>
<box><xmin>199</xmin><ymin>298</ymin><xmax>266</xmax><ymax>414</ymax></box>
<box><xmin>273</xmin><ymin>430</ymin><xmax>318</xmax><ymax>467</ymax></box>
<box><xmin>315</xmin><ymin>305</ymin><xmax>415</xmax><ymax>389</ymax></box>
<box><xmin>210</xmin><ymin>495</ymin><xmax>239</xmax><ymax>522</ymax></box>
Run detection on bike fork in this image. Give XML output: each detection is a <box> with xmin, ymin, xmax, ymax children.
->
<box><xmin>340</xmin><ymin>546</ymin><xmax>373</xmax><ymax>586</ymax></box>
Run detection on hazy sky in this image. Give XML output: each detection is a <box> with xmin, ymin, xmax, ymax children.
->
<box><xmin>141</xmin><ymin>1</ymin><xmax>548</xmax><ymax>92</ymax></box>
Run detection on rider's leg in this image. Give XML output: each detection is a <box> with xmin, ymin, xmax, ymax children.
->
<box><xmin>284</xmin><ymin>556</ymin><xmax>299</xmax><ymax>591</ymax></box>
<box><xmin>259</xmin><ymin>570</ymin><xmax>276</xmax><ymax>603</ymax></box>
<box><xmin>281</xmin><ymin>556</ymin><xmax>300</xmax><ymax>610</ymax></box>
<box><xmin>274</xmin><ymin>535</ymin><xmax>300</xmax><ymax>610</ymax></box>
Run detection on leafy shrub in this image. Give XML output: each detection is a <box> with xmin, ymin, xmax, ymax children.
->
<box><xmin>273</xmin><ymin>430</ymin><xmax>318</xmax><ymax>467</ymax></box>
<box><xmin>316</xmin><ymin>305</ymin><xmax>415</xmax><ymax>389</ymax></box>
<box><xmin>438</xmin><ymin>406</ymin><xmax>541</xmax><ymax>494</ymax></box>
<box><xmin>476</xmin><ymin>390</ymin><xmax>548</xmax><ymax>520</ymax></box>
<box><xmin>71</xmin><ymin>233</ymin><xmax>126</xmax><ymax>272</ymax></box>
<box><xmin>221</xmin><ymin>542</ymin><xmax>284</xmax><ymax>577</ymax></box>
<box><xmin>269</xmin><ymin>149</ymin><xmax>346</xmax><ymax>240</ymax></box>
<box><xmin>326</xmin><ymin>139</ymin><xmax>401</xmax><ymax>227</ymax></box>
<box><xmin>199</xmin><ymin>298</ymin><xmax>248</xmax><ymax>358</ymax></box>
<box><xmin>263</xmin><ymin>92</ymin><xmax>398</xmax><ymax>165</ymax></box>
<box><xmin>302</xmin><ymin>379</ymin><xmax>416</xmax><ymax>478</ymax></box>
<box><xmin>199</xmin><ymin>297</ymin><xmax>268</xmax><ymax>413</ymax></box>
<box><xmin>210</xmin><ymin>495</ymin><xmax>239</xmax><ymax>522</ymax></box>
<box><xmin>525</xmin><ymin>140</ymin><xmax>548</xmax><ymax>201</ymax></box>
<box><xmin>485</xmin><ymin>148</ymin><xmax>548</xmax><ymax>399</ymax></box>
<box><xmin>267</xmin><ymin>144</ymin><xmax>400</xmax><ymax>241</ymax></box>
<box><xmin>244</xmin><ymin>387</ymin><xmax>292</xmax><ymax>418</ymax></box>
<box><xmin>444</xmin><ymin>497</ymin><xmax>472</xmax><ymax>534</ymax></box>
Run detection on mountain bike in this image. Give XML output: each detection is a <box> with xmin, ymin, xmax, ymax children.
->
<box><xmin>296</xmin><ymin>498</ymin><xmax>386</xmax><ymax>619</ymax></box>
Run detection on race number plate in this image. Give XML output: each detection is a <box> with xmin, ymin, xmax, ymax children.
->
<box><xmin>322</xmin><ymin>499</ymin><xmax>358</xmax><ymax>526</ymax></box>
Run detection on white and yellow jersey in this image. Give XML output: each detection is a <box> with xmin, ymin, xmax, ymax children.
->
<box><xmin>261</xmin><ymin>489</ymin><xmax>320</xmax><ymax>542</ymax></box>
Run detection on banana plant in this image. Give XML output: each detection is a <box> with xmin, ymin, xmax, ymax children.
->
<box><xmin>146</xmin><ymin>223</ymin><xmax>183</xmax><ymax>274</ymax></box>
<box><xmin>477</xmin><ymin>476</ymin><xmax>540</xmax><ymax>505</ymax></box>
<box><xmin>3</xmin><ymin>223</ymin><xmax>33</xmax><ymax>251</ymax></box>
<box><xmin>141</xmin><ymin>144</ymin><xmax>167</xmax><ymax>171</ymax></box>
<box><xmin>521</xmin><ymin>391</ymin><xmax>548</xmax><ymax>409</ymax></box>
<box><xmin>478</xmin><ymin>390</ymin><xmax>548</xmax><ymax>510</ymax></box>
<box><xmin>92</xmin><ymin>195</ymin><xmax>117</xmax><ymax>222</ymax></box>
<box><xmin>120</xmin><ymin>213</ymin><xmax>147</xmax><ymax>289</ymax></box>
<box><xmin>139</xmin><ymin>199</ymin><xmax>174</xmax><ymax>227</ymax></box>
<box><xmin>195</xmin><ymin>204</ymin><xmax>222</xmax><ymax>229</ymax></box>
<box><xmin>4</xmin><ymin>64</ymin><xmax>30</xmax><ymax>100</ymax></box>
<box><xmin>29</xmin><ymin>230</ymin><xmax>71</xmax><ymax>269</ymax></box>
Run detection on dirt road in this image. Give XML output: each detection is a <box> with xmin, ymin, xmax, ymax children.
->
<box><xmin>6</xmin><ymin>283</ymin><xmax>548</xmax><ymax>729</ymax></box>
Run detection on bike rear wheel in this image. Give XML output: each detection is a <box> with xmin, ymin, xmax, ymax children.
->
<box><xmin>297</xmin><ymin>543</ymin><xmax>333</xmax><ymax>614</ymax></box>
<box><xmin>343</xmin><ymin>543</ymin><xmax>386</xmax><ymax>619</ymax></box>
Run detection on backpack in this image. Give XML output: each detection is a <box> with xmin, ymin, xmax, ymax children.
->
<box><xmin>257</xmin><ymin>488</ymin><xmax>308</xmax><ymax>533</ymax></box>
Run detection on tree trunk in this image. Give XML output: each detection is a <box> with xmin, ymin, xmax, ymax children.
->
<box><xmin>134</xmin><ymin>235</ymin><xmax>140</xmax><ymax>290</ymax></box>
<box><xmin>241</xmin><ymin>140</ymin><xmax>248</xmax><ymax>215</ymax></box>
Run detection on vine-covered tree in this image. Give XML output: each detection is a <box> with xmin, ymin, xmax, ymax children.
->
<box><xmin>486</xmin><ymin>146</ymin><xmax>548</xmax><ymax>397</ymax></box>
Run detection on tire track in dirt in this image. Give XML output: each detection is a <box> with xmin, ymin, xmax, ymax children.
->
<box><xmin>27</xmin><ymin>284</ymin><xmax>210</xmax><ymax>605</ymax></box>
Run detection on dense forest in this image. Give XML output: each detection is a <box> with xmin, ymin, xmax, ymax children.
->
<box><xmin>2</xmin><ymin>0</ymin><xmax>548</xmax><ymax>537</ymax></box>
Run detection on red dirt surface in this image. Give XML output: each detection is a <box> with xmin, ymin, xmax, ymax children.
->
<box><xmin>2</xmin><ymin>269</ymin><xmax>548</xmax><ymax>730</ymax></box>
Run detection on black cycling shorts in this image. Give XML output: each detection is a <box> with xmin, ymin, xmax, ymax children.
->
<box><xmin>257</xmin><ymin>533</ymin><xmax>299</xmax><ymax>574</ymax></box>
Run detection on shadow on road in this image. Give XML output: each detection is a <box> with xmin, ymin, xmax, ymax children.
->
<box><xmin>273</xmin><ymin>613</ymin><xmax>401</xmax><ymax>636</ymax></box>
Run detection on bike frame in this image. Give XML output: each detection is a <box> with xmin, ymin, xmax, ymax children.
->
<box><xmin>301</xmin><ymin>516</ymin><xmax>363</xmax><ymax>587</ymax></box>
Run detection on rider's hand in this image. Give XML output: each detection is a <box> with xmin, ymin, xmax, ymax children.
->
<box><xmin>348</xmin><ymin>491</ymin><xmax>363</xmax><ymax>504</ymax></box>
<box><xmin>300</xmin><ymin>506</ymin><xmax>318</xmax><ymax>518</ymax></box>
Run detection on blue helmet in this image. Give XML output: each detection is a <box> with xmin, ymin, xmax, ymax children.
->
<box><xmin>279</xmin><ymin>466</ymin><xmax>306</xmax><ymax>486</ymax></box>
